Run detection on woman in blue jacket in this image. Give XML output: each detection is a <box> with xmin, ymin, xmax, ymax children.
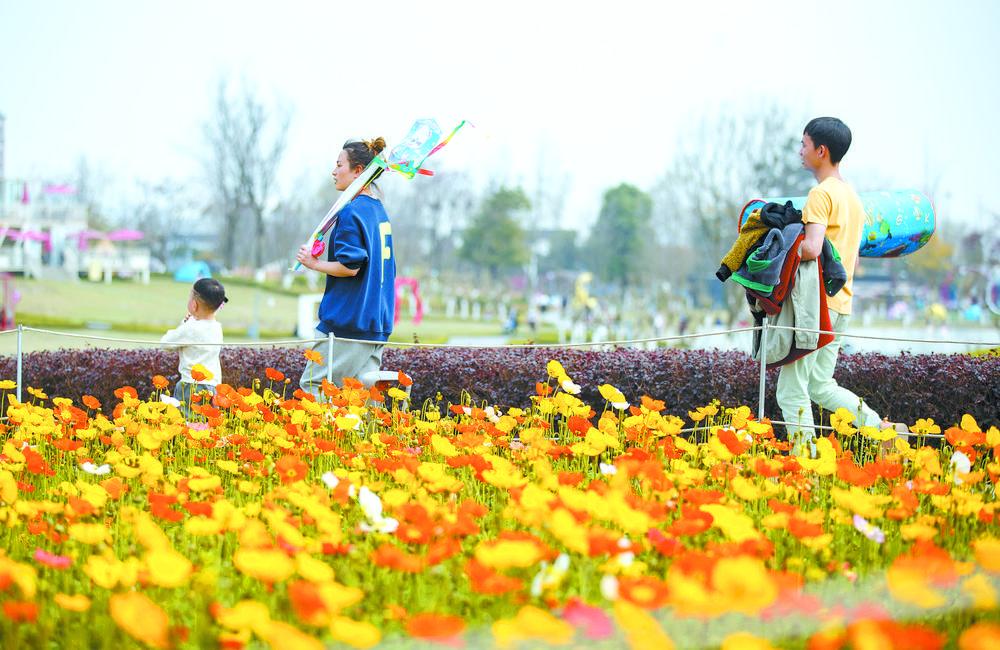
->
<box><xmin>296</xmin><ymin>137</ymin><xmax>395</xmax><ymax>399</ymax></box>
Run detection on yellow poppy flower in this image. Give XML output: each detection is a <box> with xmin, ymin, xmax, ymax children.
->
<box><xmin>133</xmin><ymin>513</ymin><xmax>171</xmax><ymax>551</ymax></box>
<box><xmin>213</xmin><ymin>599</ymin><xmax>271</xmax><ymax>631</ymax></box>
<box><xmin>184</xmin><ymin>517</ymin><xmax>224</xmax><ymax>537</ymax></box>
<box><xmin>54</xmin><ymin>593</ymin><xmax>91</xmax><ymax>612</ymax></box>
<box><xmin>234</xmin><ymin>547</ymin><xmax>295</xmax><ymax>583</ymax></box>
<box><xmin>109</xmin><ymin>591</ymin><xmax>170</xmax><ymax>649</ymax></box>
<box><xmin>973</xmin><ymin>538</ymin><xmax>1000</xmax><ymax>573</ymax></box>
<box><xmin>962</xmin><ymin>573</ymin><xmax>998</xmax><ymax>610</ymax></box>
<box><xmin>255</xmin><ymin>619</ymin><xmax>325</xmax><ymax>650</ymax></box>
<box><xmin>493</xmin><ymin>605</ymin><xmax>574</xmax><ymax>648</ymax></box>
<box><xmin>68</xmin><ymin>522</ymin><xmax>110</xmax><ymax>546</ymax></box>
<box><xmin>613</xmin><ymin>600</ymin><xmax>675</xmax><ymax>649</ymax></box>
<box><xmin>475</xmin><ymin>539</ymin><xmax>546</xmax><ymax>570</ymax></box>
<box><xmin>328</xmin><ymin>616</ymin><xmax>382</xmax><ymax>648</ymax></box>
<box><xmin>711</xmin><ymin>556</ymin><xmax>778</xmax><ymax>615</ymax></box>
<box><xmin>145</xmin><ymin>548</ymin><xmax>194</xmax><ymax>588</ymax></box>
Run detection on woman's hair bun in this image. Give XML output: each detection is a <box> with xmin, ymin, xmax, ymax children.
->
<box><xmin>365</xmin><ymin>137</ymin><xmax>387</xmax><ymax>156</ymax></box>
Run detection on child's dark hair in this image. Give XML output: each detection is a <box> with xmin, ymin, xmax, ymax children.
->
<box><xmin>343</xmin><ymin>137</ymin><xmax>387</xmax><ymax>190</ymax></box>
<box><xmin>804</xmin><ymin>117</ymin><xmax>852</xmax><ymax>164</ymax></box>
<box><xmin>192</xmin><ymin>278</ymin><xmax>228</xmax><ymax>311</ymax></box>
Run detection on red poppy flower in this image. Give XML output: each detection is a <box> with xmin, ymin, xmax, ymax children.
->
<box><xmin>264</xmin><ymin>367</ymin><xmax>285</xmax><ymax>382</ymax></box>
<box><xmin>82</xmin><ymin>395</ymin><xmax>102</xmax><ymax>410</ymax></box>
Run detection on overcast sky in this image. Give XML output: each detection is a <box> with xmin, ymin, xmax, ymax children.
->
<box><xmin>2</xmin><ymin>0</ymin><xmax>998</xmax><ymax>231</ymax></box>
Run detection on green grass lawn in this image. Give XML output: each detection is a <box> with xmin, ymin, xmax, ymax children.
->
<box><xmin>1</xmin><ymin>276</ymin><xmax>535</xmax><ymax>355</ymax></box>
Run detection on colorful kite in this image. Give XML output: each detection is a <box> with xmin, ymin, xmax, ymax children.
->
<box><xmin>292</xmin><ymin>119</ymin><xmax>469</xmax><ymax>270</ymax></box>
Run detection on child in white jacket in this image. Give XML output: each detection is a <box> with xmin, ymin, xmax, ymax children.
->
<box><xmin>160</xmin><ymin>278</ymin><xmax>227</xmax><ymax>415</ymax></box>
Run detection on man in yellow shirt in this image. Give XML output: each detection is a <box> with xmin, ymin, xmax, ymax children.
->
<box><xmin>776</xmin><ymin>117</ymin><xmax>905</xmax><ymax>455</ymax></box>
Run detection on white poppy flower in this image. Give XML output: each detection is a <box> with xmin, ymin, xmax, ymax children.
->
<box><xmin>81</xmin><ymin>461</ymin><xmax>111</xmax><ymax>475</ymax></box>
<box><xmin>599</xmin><ymin>462</ymin><xmax>617</xmax><ymax>475</ymax></box>
<box><xmin>358</xmin><ymin>486</ymin><xmax>384</xmax><ymax>521</ymax></box>
<box><xmin>950</xmin><ymin>450</ymin><xmax>972</xmax><ymax>484</ymax></box>
<box><xmin>160</xmin><ymin>394</ymin><xmax>181</xmax><ymax>407</ymax></box>
<box><xmin>359</xmin><ymin>517</ymin><xmax>399</xmax><ymax>534</ymax></box>
<box><xmin>600</xmin><ymin>574</ymin><xmax>619</xmax><ymax>601</ymax></box>
<box><xmin>561</xmin><ymin>379</ymin><xmax>581</xmax><ymax>394</ymax></box>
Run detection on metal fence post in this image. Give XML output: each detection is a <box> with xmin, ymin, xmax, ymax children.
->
<box><xmin>16</xmin><ymin>325</ymin><xmax>23</xmax><ymax>403</ymax></box>
<box><xmin>326</xmin><ymin>332</ymin><xmax>334</xmax><ymax>385</ymax></box>
<box><xmin>757</xmin><ymin>316</ymin><xmax>767</xmax><ymax>421</ymax></box>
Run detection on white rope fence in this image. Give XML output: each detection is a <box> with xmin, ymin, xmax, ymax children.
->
<box><xmin>3</xmin><ymin>321</ymin><xmax>998</xmax><ymax>440</ymax></box>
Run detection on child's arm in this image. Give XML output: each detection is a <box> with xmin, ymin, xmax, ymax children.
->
<box><xmin>160</xmin><ymin>317</ymin><xmax>193</xmax><ymax>346</ymax></box>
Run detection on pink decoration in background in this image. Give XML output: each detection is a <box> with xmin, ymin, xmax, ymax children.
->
<box><xmin>394</xmin><ymin>277</ymin><xmax>423</xmax><ymax>326</ymax></box>
<box><xmin>106</xmin><ymin>228</ymin><xmax>144</xmax><ymax>241</ymax></box>
<box><xmin>42</xmin><ymin>185</ymin><xmax>78</xmax><ymax>195</ymax></box>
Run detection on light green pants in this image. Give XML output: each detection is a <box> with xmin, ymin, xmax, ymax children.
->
<box><xmin>298</xmin><ymin>330</ymin><xmax>384</xmax><ymax>400</ymax></box>
<box><xmin>776</xmin><ymin>309</ymin><xmax>881</xmax><ymax>456</ymax></box>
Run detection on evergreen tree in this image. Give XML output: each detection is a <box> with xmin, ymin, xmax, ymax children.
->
<box><xmin>459</xmin><ymin>186</ymin><xmax>531</xmax><ymax>281</ymax></box>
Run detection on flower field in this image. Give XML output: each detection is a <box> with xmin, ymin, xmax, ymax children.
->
<box><xmin>0</xmin><ymin>357</ymin><xmax>998</xmax><ymax>649</ymax></box>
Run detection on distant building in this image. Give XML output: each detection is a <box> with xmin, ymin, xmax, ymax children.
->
<box><xmin>0</xmin><ymin>112</ymin><xmax>149</xmax><ymax>282</ymax></box>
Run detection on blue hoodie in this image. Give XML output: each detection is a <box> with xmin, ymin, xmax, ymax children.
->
<box><xmin>317</xmin><ymin>195</ymin><xmax>395</xmax><ymax>342</ymax></box>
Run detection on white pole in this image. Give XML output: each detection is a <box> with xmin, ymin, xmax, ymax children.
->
<box><xmin>757</xmin><ymin>316</ymin><xmax>767</xmax><ymax>420</ymax></box>
<box><xmin>16</xmin><ymin>324</ymin><xmax>23</xmax><ymax>402</ymax></box>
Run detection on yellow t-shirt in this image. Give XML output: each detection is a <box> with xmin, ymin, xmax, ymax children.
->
<box><xmin>801</xmin><ymin>177</ymin><xmax>865</xmax><ymax>315</ymax></box>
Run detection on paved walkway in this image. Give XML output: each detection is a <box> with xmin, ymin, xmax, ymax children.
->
<box><xmin>444</xmin><ymin>335</ymin><xmax>511</xmax><ymax>347</ymax></box>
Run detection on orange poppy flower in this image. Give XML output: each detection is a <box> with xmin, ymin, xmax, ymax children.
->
<box><xmin>303</xmin><ymin>349</ymin><xmax>325</xmax><ymax>363</ymax></box>
<box><xmin>275</xmin><ymin>455</ymin><xmax>309</xmax><ymax>484</ymax></box>
<box><xmin>2</xmin><ymin>600</ymin><xmax>39</xmax><ymax>623</ymax></box>
<box><xmin>152</xmin><ymin>375</ymin><xmax>170</xmax><ymax>390</ymax></box>
<box><xmin>265</xmin><ymin>367</ymin><xmax>285</xmax><ymax>382</ymax></box>
<box><xmin>114</xmin><ymin>386</ymin><xmax>138</xmax><ymax>400</ymax></box>
<box><xmin>464</xmin><ymin>558</ymin><xmax>523</xmax><ymax>595</ymax></box>
<box><xmin>960</xmin><ymin>622</ymin><xmax>1000</xmax><ymax>650</ymax></box>
<box><xmin>618</xmin><ymin>575</ymin><xmax>670</xmax><ymax>609</ymax></box>
<box><xmin>370</xmin><ymin>544</ymin><xmax>424</xmax><ymax>574</ymax></box>
<box><xmin>82</xmin><ymin>394</ymin><xmax>102</xmax><ymax>410</ymax></box>
<box><xmin>404</xmin><ymin>612</ymin><xmax>466</xmax><ymax>641</ymax></box>
<box><xmin>836</xmin><ymin>458</ymin><xmax>877</xmax><ymax>488</ymax></box>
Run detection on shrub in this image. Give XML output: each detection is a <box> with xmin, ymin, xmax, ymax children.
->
<box><xmin>0</xmin><ymin>345</ymin><xmax>997</xmax><ymax>431</ymax></box>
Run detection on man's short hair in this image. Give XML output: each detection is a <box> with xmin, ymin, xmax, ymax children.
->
<box><xmin>804</xmin><ymin>117</ymin><xmax>852</xmax><ymax>164</ymax></box>
<box><xmin>193</xmin><ymin>278</ymin><xmax>228</xmax><ymax>311</ymax></box>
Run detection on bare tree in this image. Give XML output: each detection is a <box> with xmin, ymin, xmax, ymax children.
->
<box><xmin>384</xmin><ymin>166</ymin><xmax>479</xmax><ymax>275</ymax></box>
<box><xmin>652</xmin><ymin>101</ymin><xmax>814</xmax><ymax>323</ymax></box>
<box><xmin>131</xmin><ymin>179</ymin><xmax>198</xmax><ymax>266</ymax></box>
<box><xmin>202</xmin><ymin>76</ymin><xmax>291</xmax><ymax>270</ymax></box>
